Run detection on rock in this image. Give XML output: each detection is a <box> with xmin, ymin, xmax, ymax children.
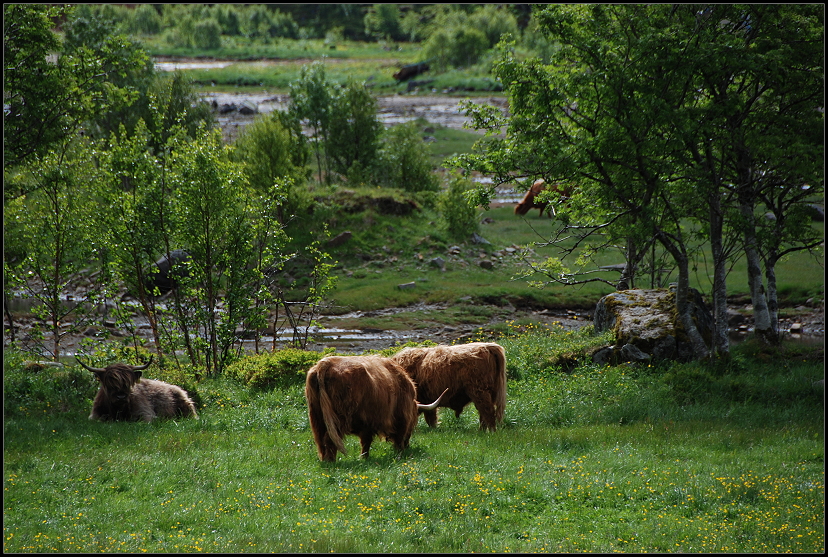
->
<box><xmin>621</xmin><ymin>343</ymin><xmax>651</xmax><ymax>363</ymax></box>
<box><xmin>471</xmin><ymin>232</ymin><xmax>491</xmax><ymax>245</ymax></box>
<box><xmin>593</xmin><ymin>288</ymin><xmax>713</xmax><ymax>362</ymax></box>
<box><xmin>398</xmin><ymin>282</ymin><xmax>416</xmax><ymax>290</ymax></box>
<box><xmin>790</xmin><ymin>322</ymin><xmax>803</xmax><ymax>332</ymax></box>
<box><xmin>727</xmin><ymin>309</ymin><xmax>747</xmax><ymax>326</ymax></box>
<box><xmin>238</xmin><ymin>100</ymin><xmax>258</xmax><ymax>115</ymax></box>
<box><xmin>479</xmin><ymin>260</ymin><xmax>494</xmax><ymax>270</ymax></box>
<box><xmin>219</xmin><ymin>103</ymin><xmax>236</xmax><ymax>114</ymax></box>
<box><xmin>327</xmin><ymin>231</ymin><xmax>352</xmax><ymax>248</ymax></box>
<box><xmin>430</xmin><ymin>257</ymin><xmax>445</xmax><ymax>270</ymax></box>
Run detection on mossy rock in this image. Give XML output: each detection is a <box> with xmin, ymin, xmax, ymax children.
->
<box><xmin>593</xmin><ymin>288</ymin><xmax>713</xmax><ymax>362</ymax></box>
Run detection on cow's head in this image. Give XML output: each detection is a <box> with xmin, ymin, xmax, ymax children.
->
<box><xmin>77</xmin><ymin>356</ymin><xmax>153</xmax><ymax>401</ymax></box>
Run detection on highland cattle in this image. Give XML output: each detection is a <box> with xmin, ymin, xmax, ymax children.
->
<box><xmin>77</xmin><ymin>356</ymin><xmax>198</xmax><ymax>422</ymax></box>
<box><xmin>392</xmin><ymin>342</ymin><xmax>507</xmax><ymax>431</ymax></box>
<box><xmin>305</xmin><ymin>355</ymin><xmax>446</xmax><ymax>462</ymax></box>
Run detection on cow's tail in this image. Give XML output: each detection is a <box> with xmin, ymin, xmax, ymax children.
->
<box><xmin>492</xmin><ymin>344</ymin><xmax>507</xmax><ymax>424</ymax></box>
<box><xmin>316</xmin><ymin>362</ymin><xmax>347</xmax><ymax>455</ymax></box>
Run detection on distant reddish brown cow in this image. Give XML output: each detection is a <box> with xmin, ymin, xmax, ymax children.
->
<box><xmin>392</xmin><ymin>342</ymin><xmax>507</xmax><ymax>431</ymax></box>
<box><xmin>305</xmin><ymin>355</ymin><xmax>446</xmax><ymax>462</ymax></box>
<box><xmin>77</xmin><ymin>356</ymin><xmax>198</xmax><ymax>422</ymax></box>
<box><xmin>514</xmin><ymin>179</ymin><xmax>572</xmax><ymax>217</ymax></box>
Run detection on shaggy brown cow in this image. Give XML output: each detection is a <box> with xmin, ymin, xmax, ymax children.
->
<box><xmin>514</xmin><ymin>179</ymin><xmax>572</xmax><ymax>217</ymax></box>
<box><xmin>392</xmin><ymin>342</ymin><xmax>507</xmax><ymax>432</ymax></box>
<box><xmin>305</xmin><ymin>355</ymin><xmax>446</xmax><ymax>462</ymax></box>
<box><xmin>76</xmin><ymin>356</ymin><xmax>198</xmax><ymax>422</ymax></box>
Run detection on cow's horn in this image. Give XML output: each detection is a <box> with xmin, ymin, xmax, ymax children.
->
<box><xmin>417</xmin><ymin>388</ymin><xmax>449</xmax><ymax>411</ymax></box>
<box><xmin>75</xmin><ymin>357</ymin><xmax>106</xmax><ymax>374</ymax></box>
<box><xmin>128</xmin><ymin>354</ymin><xmax>154</xmax><ymax>371</ymax></box>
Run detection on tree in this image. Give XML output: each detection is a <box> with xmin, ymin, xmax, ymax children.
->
<box><xmin>168</xmin><ymin>130</ymin><xmax>257</xmax><ymax>376</ymax></box>
<box><xmin>3</xmin><ymin>4</ymin><xmax>150</xmax><ymax>184</ymax></box>
<box><xmin>364</xmin><ymin>4</ymin><xmax>403</xmax><ymax>42</ymax></box>
<box><xmin>377</xmin><ymin>121</ymin><xmax>440</xmax><ymax>193</ymax></box>
<box><xmin>455</xmin><ymin>5</ymin><xmax>823</xmax><ymax>358</ymax></box>
<box><xmin>327</xmin><ymin>79</ymin><xmax>384</xmax><ymax>184</ymax></box>
<box><xmin>288</xmin><ymin>62</ymin><xmax>334</xmax><ymax>183</ymax></box>
<box><xmin>4</xmin><ymin>144</ymin><xmax>100</xmax><ymax>361</ymax></box>
<box><xmin>231</xmin><ymin>111</ymin><xmax>310</xmax><ymax>223</ymax></box>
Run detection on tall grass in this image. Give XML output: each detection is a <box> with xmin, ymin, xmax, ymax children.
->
<box><xmin>4</xmin><ymin>329</ymin><xmax>823</xmax><ymax>553</ymax></box>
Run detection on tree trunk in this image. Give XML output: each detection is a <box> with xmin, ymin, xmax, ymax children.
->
<box><xmin>656</xmin><ymin>231</ymin><xmax>710</xmax><ymax>360</ymax></box>
<box><xmin>708</xmin><ymin>190</ymin><xmax>730</xmax><ymax>358</ymax></box>
<box><xmin>739</xmin><ymin>199</ymin><xmax>778</xmax><ymax>345</ymax></box>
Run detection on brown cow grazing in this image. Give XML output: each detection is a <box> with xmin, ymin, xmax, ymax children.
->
<box><xmin>305</xmin><ymin>355</ymin><xmax>446</xmax><ymax>462</ymax></box>
<box><xmin>77</xmin><ymin>356</ymin><xmax>198</xmax><ymax>422</ymax></box>
<box><xmin>514</xmin><ymin>179</ymin><xmax>572</xmax><ymax>217</ymax></box>
<box><xmin>392</xmin><ymin>342</ymin><xmax>507</xmax><ymax>432</ymax></box>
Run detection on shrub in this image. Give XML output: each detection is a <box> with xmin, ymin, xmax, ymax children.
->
<box><xmin>193</xmin><ymin>18</ymin><xmax>222</xmax><ymax>50</ymax></box>
<box><xmin>438</xmin><ymin>172</ymin><xmax>480</xmax><ymax>240</ymax></box>
<box><xmin>130</xmin><ymin>4</ymin><xmax>161</xmax><ymax>35</ymax></box>
<box><xmin>225</xmin><ymin>348</ymin><xmax>334</xmax><ymax>390</ymax></box>
<box><xmin>377</xmin><ymin>121</ymin><xmax>440</xmax><ymax>193</ymax></box>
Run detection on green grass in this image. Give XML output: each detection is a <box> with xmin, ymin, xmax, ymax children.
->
<box><xmin>3</xmin><ymin>332</ymin><xmax>824</xmax><ymax>553</ymax></box>
<box><xmin>315</xmin><ymin>201</ymin><xmax>824</xmax><ymax>315</ymax></box>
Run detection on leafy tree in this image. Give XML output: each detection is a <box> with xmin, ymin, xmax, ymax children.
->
<box><xmin>3</xmin><ymin>4</ymin><xmax>147</xmax><ymax>179</ymax></box>
<box><xmin>470</xmin><ymin>5</ymin><xmax>519</xmax><ymax>48</ymax></box>
<box><xmin>439</xmin><ymin>173</ymin><xmax>480</xmax><ymax>241</ymax></box>
<box><xmin>129</xmin><ymin>4</ymin><xmax>162</xmax><ymax>35</ymax></box>
<box><xmin>4</xmin><ymin>145</ymin><xmax>100</xmax><ymax>361</ymax></box>
<box><xmin>168</xmin><ymin>129</ymin><xmax>257</xmax><ymax>376</ymax></box>
<box><xmin>288</xmin><ymin>62</ymin><xmax>334</xmax><ymax>183</ymax></box>
<box><xmin>231</xmin><ymin>111</ymin><xmax>310</xmax><ymax>223</ymax></box>
<box><xmin>364</xmin><ymin>4</ymin><xmax>403</xmax><ymax>42</ymax></box>
<box><xmin>377</xmin><ymin>121</ymin><xmax>439</xmax><ymax>193</ymax></box>
<box><xmin>193</xmin><ymin>18</ymin><xmax>222</xmax><ymax>50</ymax></box>
<box><xmin>327</xmin><ymin>79</ymin><xmax>383</xmax><ymax>183</ymax></box>
<box><xmin>456</xmin><ymin>4</ymin><xmax>824</xmax><ymax>357</ymax></box>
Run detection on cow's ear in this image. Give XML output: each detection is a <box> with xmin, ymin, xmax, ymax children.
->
<box><xmin>135</xmin><ymin>371</ymin><xmax>143</xmax><ymax>379</ymax></box>
<box><xmin>93</xmin><ymin>371</ymin><xmax>105</xmax><ymax>381</ymax></box>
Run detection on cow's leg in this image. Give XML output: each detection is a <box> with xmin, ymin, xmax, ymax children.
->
<box><xmin>422</xmin><ymin>408</ymin><xmax>438</xmax><ymax>428</ymax></box>
<box><xmin>320</xmin><ymin>433</ymin><xmax>338</xmax><ymax>462</ymax></box>
<box><xmin>472</xmin><ymin>391</ymin><xmax>497</xmax><ymax>431</ymax></box>
<box><xmin>359</xmin><ymin>431</ymin><xmax>374</xmax><ymax>459</ymax></box>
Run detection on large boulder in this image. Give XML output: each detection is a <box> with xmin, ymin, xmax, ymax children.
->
<box><xmin>592</xmin><ymin>287</ymin><xmax>713</xmax><ymax>363</ymax></box>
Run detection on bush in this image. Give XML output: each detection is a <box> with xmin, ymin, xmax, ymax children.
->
<box><xmin>4</xmin><ymin>348</ymin><xmax>98</xmax><ymax>417</ymax></box>
<box><xmin>377</xmin><ymin>121</ymin><xmax>440</xmax><ymax>193</ymax></box>
<box><xmin>438</xmin><ymin>172</ymin><xmax>480</xmax><ymax>240</ymax></box>
<box><xmin>130</xmin><ymin>4</ymin><xmax>161</xmax><ymax>35</ymax></box>
<box><xmin>193</xmin><ymin>18</ymin><xmax>222</xmax><ymax>50</ymax></box>
<box><xmin>225</xmin><ymin>348</ymin><xmax>334</xmax><ymax>390</ymax></box>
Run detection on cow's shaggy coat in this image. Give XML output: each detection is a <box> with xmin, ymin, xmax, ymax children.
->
<box><xmin>77</xmin><ymin>357</ymin><xmax>198</xmax><ymax>422</ymax></box>
<box><xmin>514</xmin><ymin>179</ymin><xmax>573</xmax><ymax>217</ymax></box>
<box><xmin>305</xmin><ymin>355</ymin><xmax>444</xmax><ymax>462</ymax></box>
<box><xmin>392</xmin><ymin>342</ymin><xmax>507</xmax><ymax>431</ymax></box>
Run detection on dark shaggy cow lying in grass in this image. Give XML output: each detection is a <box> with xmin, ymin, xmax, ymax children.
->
<box><xmin>392</xmin><ymin>342</ymin><xmax>507</xmax><ymax>431</ymax></box>
<box><xmin>305</xmin><ymin>355</ymin><xmax>446</xmax><ymax>462</ymax></box>
<box><xmin>76</xmin><ymin>356</ymin><xmax>198</xmax><ymax>422</ymax></box>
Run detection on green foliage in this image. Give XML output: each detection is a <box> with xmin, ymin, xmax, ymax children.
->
<box><xmin>225</xmin><ymin>348</ymin><xmax>332</xmax><ymax>390</ymax></box>
<box><xmin>326</xmin><ymin>79</ymin><xmax>383</xmax><ymax>182</ymax></box>
<box><xmin>129</xmin><ymin>4</ymin><xmax>162</xmax><ymax>36</ymax></box>
<box><xmin>364</xmin><ymin>4</ymin><xmax>403</xmax><ymax>41</ymax></box>
<box><xmin>423</xmin><ymin>25</ymin><xmax>489</xmax><ymax>71</ymax></box>
<box><xmin>231</xmin><ymin>111</ymin><xmax>310</xmax><ymax>222</ymax></box>
<box><xmin>438</xmin><ymin>172</ymin><xmax>480</xmax><ymax>240</ymax></box>
<box><xmin>377</xmin><ymin>121</ymin><xmax>440</xmax><ymax>193</ymax></box>
<box><xmin>3</xmin><ymin>360</ymin><xmax>98</xmax><ymax>418</ymax></box>
<box><xmin>193</xmin><ymin>18</ymin><xmax>222</xmax><ymax>50</ymax></box>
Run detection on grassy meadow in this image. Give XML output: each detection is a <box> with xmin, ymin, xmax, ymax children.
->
<box><xmin>3</xmin><ymin>325</ymin><xmax>824</xmax><ymax>553</ymax></box>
